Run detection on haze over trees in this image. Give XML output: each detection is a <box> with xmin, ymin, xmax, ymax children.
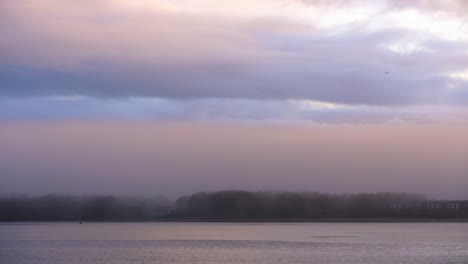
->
<box><xmin>174</xmin><ymin>191</ymin><xmax>427</xmax><ymax>219</ymax></box>
<box><xmin>0</xmin><ymin>195</ymin><xmax>171</xmax><ymax>221</ymax></box>
<box><xmin>1</xmin><ymin>191</ymin><xmax>467</xmax><ymax>221</ymax></box>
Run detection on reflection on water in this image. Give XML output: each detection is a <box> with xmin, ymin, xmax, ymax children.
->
<box><xmin>1</xmin><ymin>222</ymin><xmax>467</xmax><ymax>263</ymax></box>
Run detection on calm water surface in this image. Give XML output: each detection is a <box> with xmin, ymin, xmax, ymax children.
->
<box><xmin>1</xmin><ymin>222</ymin><xmax>467</xmax><ymax>264</ymax></box>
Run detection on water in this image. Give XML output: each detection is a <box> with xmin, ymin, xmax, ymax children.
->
<box><xmin>1</xmin><ymin>222</ymin><xmax>467</xmax><ymax>264</ymax></box>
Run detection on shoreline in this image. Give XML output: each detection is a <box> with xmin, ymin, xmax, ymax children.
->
<box><xmin>2</xmin><ymin>218</ymin><xmax>468</xmax><ymax>223</ymax></box>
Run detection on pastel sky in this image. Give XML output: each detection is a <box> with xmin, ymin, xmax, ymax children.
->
<box><xmin>1</xmin><ymin>0</ymin><xmax>468</xmax><ymax>198</ymax></box>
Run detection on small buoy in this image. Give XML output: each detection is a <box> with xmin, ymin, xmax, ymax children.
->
<box><xmin>80</xmin><ymin>222</ymin><xmax>82</xmax><ymax>224</ymax></box>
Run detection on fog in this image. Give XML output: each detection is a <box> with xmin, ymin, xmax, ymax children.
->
<box><xmin>1</xmin><ymin>121</ymin><xmax>467</xmax><ymax>199</ymax></box>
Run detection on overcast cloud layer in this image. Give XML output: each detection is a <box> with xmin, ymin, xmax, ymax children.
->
<box><xmin>1</xmin><ymin>0</ymin><xmax>468</xmax><ymax>116</ymax></box>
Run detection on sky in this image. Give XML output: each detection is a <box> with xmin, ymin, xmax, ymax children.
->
<box><xmin>1</xmin><ymin>0</ymin><xmax>468</xmax><ymax>199</ymax></box>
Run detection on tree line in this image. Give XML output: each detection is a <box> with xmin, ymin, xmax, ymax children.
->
<box><xmin>0</xmin><ymin>195</ymin><xmax>171</xmax><ymax>221</ymax></box>
<box><xmin>1</xmin><ymin>191</ymin><xmax>467</xmax><ymax>221</ymax></box>
<box><xmin>174</xmin><ymin>191</ymin><xmax>428</xmax><ymax>219</ymax></box>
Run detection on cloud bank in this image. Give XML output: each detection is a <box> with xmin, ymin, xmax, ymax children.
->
<box><xmin>1</xmin><ymin>0</ymin><xmax>468</xmax><ymax>108</ymax></box>
<box><xmin>1</xmin><ymin>96</ymin><xmax>467</xmax><ymax>123</ymax></box>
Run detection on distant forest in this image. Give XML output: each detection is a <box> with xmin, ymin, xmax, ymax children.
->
<box><xmin>1</xmin><ymin>191</ymin><xmax>468</xmax><ymax>221</ymax></box>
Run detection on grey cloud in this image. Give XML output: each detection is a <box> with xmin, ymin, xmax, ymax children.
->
<box><xmin>1</xmin><ymin>96</ymin><xmax>464</xmax><ymax>123</ymax></box>
<box><xmin>1</xmin><ymin>33</ymin><xmax>467</xmax><ymax>106</ymax></box>
<box><xmin>0</xmin><ymin>0</ymin><xmax>467</xmax><ymax>106</ymax></box>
